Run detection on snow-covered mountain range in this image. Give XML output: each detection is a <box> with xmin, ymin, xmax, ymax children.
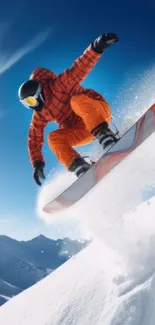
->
<box><xmin>0</xmin><ymin>234</ymin><xmax>87</xmax><ymax>306</ymax></box>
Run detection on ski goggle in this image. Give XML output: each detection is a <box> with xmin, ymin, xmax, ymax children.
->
<box><xmin>20</xmin><ymin>84</ymin><xmax>43</xmax><ymax>109</ymax></box>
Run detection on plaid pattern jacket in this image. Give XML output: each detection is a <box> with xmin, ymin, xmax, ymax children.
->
<box><xmin>28</xmin><ymin>45</ymin><xmax>104</xmax><ymax>165</ymax></box>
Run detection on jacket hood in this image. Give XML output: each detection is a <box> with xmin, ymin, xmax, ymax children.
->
<box><xmin>30</xmin><ymin>68</ymin><xmax>57</xmax><ymax>82</ymax></box>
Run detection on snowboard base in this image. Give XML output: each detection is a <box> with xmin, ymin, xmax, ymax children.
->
<box><xmin>43</xmin><ymin>103</ymin><xmax>155</xmax><ymax>214</ymax></box>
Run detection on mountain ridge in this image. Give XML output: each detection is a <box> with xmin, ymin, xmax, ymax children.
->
<box><xmin>0</xmin><ymin>234</ymin><xmax>88</xmax><ymax>306</ymax></box>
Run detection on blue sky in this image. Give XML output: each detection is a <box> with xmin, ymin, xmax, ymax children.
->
<box><xmin>0</xmin><ymin>0</ymin><xmax>155</xmax><ymax>240</ymax></box>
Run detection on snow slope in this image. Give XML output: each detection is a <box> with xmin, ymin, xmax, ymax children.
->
<box><xmin>0</xmin><ymin>278</ymin><xmax>21</xmax><ymax>297</ymax></box>
<box><xmin>0</xmin><ymin>124</ymin><xmax>155</xmax><ymax>324</ymax></box>
<box><xmin>0</xmin><ymin>279</ymin><xmax>22</xmax><ymax>305</ymax></box>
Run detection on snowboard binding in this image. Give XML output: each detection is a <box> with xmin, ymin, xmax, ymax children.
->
<box><xmin>92</xmin><ymin>121</ymin><xmax>120</xmax><ymax>150</ymax></box>
<box><xmin>68</xmin><ymin>157</ymin><xmax>91</xmax><ymax>178</ymax></box>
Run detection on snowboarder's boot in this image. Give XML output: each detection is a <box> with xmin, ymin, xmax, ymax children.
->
<box><xmin>68</xmin><ymin>157</ymin><xmax>91</xmax><ymax>177</ymax></box>
<box><xmin>92</xmin><ymin>121</ymin><xmax>119</xmax><ymax>149</ymax></box>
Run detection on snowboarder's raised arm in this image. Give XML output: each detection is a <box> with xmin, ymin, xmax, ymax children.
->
<box><xmin>57</xmin><ymin>33</ymin><xmax>119</xmax><ymax>92</ymax></box>
<box><xmin>28</xmin><ymin>112</ymin><xmax>47</xmax><ymax>166</ymax></box>
<box><xmin>57</xmin><ymin>45</ymin><xmax>101</xmax><ymax>90</ymax></box>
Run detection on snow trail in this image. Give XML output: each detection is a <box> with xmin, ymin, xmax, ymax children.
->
<box><xmin>1</xmin><ymin>129</ymin><xmax>155</xmax><ymax>324</ymax></box>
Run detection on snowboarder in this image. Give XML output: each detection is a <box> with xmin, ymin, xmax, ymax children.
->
<box><xmin>18</xmin><ymin>33</ymin><xmax>119</xmax><ymax>186</ymax></box>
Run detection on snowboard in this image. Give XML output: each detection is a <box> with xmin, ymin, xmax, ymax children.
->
<box><xmin>43</xmin><ymin>103</ymin><xmax>155</xmax><ymax>214</ymax></box>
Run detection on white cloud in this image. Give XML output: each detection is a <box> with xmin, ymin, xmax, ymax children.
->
<box><xmin>0</xmin><ymin>218</ymin><xmax>10</xmax><ymax>224</ymax></box>
<box><xmin>0</xmin><ymin>28</ymin><xmax>51</xmax><ymax>75</ymax></box>
<box><xmin>0</xmin><ymin>215</ymin><xmax>19</xmax><ymax>224</ymax></box>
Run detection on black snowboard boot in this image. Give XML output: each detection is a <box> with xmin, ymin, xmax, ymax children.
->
<box><xmin>68</xmin><ymin>157</ymin><xmax>91</xmax><ymax>177</ymax></box>
<box><xmin>91</xmin><ymin>122</ymin><xmax>118</xmax><ymax>149</ymax></box>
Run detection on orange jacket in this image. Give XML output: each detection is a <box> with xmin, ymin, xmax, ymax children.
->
<box><xmin>28</xmin><ymin>45</ymin><xmax>104</xmax><ymax>165</ymax></box>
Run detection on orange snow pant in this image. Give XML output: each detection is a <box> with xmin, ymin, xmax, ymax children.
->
<box><xmin>48</xmin><ymin>94</ymin><xmax>112</xmax><ymax>168</ymax></box>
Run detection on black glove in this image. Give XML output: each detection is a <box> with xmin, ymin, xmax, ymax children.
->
<box><xmin>33</xmin><ymin>160</ymin><xmax>45</xmax><ymax>186</ymax></box>
<box><xmin>92</xmin><ymin>33</ymin><xmax>119</xmax><ymax>54</ymax></box>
